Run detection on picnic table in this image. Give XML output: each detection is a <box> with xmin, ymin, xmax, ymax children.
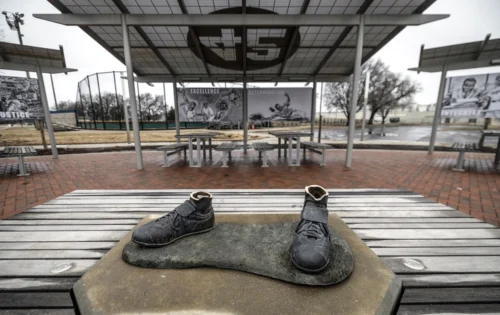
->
<box><xmin>0</xmin><ymin>188</ymin><xmax>499</xmax><ymax>314</ymax></box>
<box><xmin>479</xmin><ymin>130</ymin><xmax>500</xmax><ymax>165</ymax></box>
<box><xmin>268</xmin><ymin>131</ymin><xmax>313</xmax><ymax>166</ymax></box>
<box><xmin>0</xmin><ymin>146</ymin><xmax>37</xmax><ymax>176</ymax></box>
<box><xmin>175</xmin><ymin>132</ymin><xmax>220</xmax><ymax>167</ymax></box>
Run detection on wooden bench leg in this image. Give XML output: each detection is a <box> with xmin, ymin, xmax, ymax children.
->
<box><xmin>262</xmin><ymin>151</ymin><xmax>269</xmax><ymax>168</ymax></box>
<box><xmin>320</xmin><ymin>148</ymin><xmax>326</xmax><ymax>166</ymax></box>
<box><xmin>17</xmin><ymin>155</ymin><xmax>29</xmax><ymax>176</ymax></box>
<box><xmin>188</xmin><ymin>138</ymin><xmax>194</xmax><ymax>167</ymax></box>
<box><xmin>495</xmin><ymin>137</ymin><xmax>500</xmax><ymax>165</ymax></box>
<box><xmin>162</xmin><ymin>150</ymin><xmax>169</xmax><ymax>168</ymax></box>
<box><xmin>479</xmin><ymin>134</ymin><xmax>486</xmax><ymax>150</ymax></box>
<box><xmin>295</xmin><ymin>137</ymin><xmax>301</xmax><ymax>166</ymax></box>
<box><xmin>284</xmin><ymin>138</ymin><xmax>288</xmax><ymax>159</ymax></box>
<box><xmin>195</xmin><ymin>137</ymin><xmax>202</xmax><ymax>168</ymax></box>
<box><xmin>303</xmin><ymin>145</ymin><xmax>306</xmax><ymax>161</ymax></box>
<box><xmin>453</xmin><ymin>150</ymin><xmax>465</xmax><ymax>172</ymax></box>
<box><xmin>229</xmin><ymin>151</ymin><xmax>232</xmax><ymax>160</ymax></box>
<box><xmin>203</xmin><ymin>139</ymin><xmax>206</xmax><ymax>160</ymax></box>
<box><xmin>209</xmin><ymin>138</ymin><xmax>213</xmax><ymax>160</ymax></box>
<box><xmin>184</xmin><ymin>147</ymin><xmax>187</xmax><ymax>160</ymax></box>
<box><xmin>222</xmin><ymin>151</ymin><xmax>228</xmax><ymax>168</ymax></box>
<box><xmin>278</xmin><ymin>138</ymin><xmax>281</xmax><ymax>158</ymax></box>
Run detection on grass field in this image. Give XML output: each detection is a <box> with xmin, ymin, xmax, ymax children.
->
<box><xmin>0</xmin><ymin>126</ymin><xmax>268</xmax><ymax>146</ymax></box>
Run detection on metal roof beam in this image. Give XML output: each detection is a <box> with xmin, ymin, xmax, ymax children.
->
<box><xmin>276</xmin><ymin>0</ymin><xmax>311</xmax><ymax>85</ymax></box>
<box><xmin>476</xmin><ymin>33</ymin><xmax>491</xmax><ymax>60</ymax></box>
<box><xmin>132</xmin><ymin>74</ymin><xmax>349</xmax><ymax>83</ymax></box>
<box><xmin>312</xmin><ymin>0</ymin><xmax>374</xmax><ymax>76</ymax></box>
<box><xmin>0</xmin><ymin>61</ymin><xmax>77</xmax><ymax>74</ymax></box>
<box><xmin>34</xmin><ymin>14</ymin><xmax>449</xmax><ymax>27</ymax></box>
<box><xmin>409</xmin><ymin>59</ymin><xmax>499</xmax><ymax>73</ymax></box>
<box><xmin>177</xmin><ymin>0</ymin><xmax>214</xmax><ymax>85</ymax></box>
<box><xmin>112</xmin><ymin>0</ymin><xmax>176</xmax><ymax>76</ymax></box>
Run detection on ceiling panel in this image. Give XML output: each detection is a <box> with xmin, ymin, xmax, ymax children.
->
<box><xmin>50</xmin><ymin>0</ymin><xmax>436</xmax><ymax>78</ymax></box>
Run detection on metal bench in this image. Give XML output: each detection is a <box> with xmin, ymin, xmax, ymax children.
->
<box><xmin>253</xmin><ymin>142</ymin><xmax>275</xmax><ymax>167</ymax></box>
<box><xmin>451</xmin><ymin>142</ymin><xmax>478</xmax><ymax>172</ymax></box>
<box><xmin>156</xmin><ymin>144</ymin><xmax>188</xmax><ymax>167</ymax></box>
<box><xmin>215</xmin><ymin>142</ymin><xmax>237</xmax><ymax>167</ymax></box>
<box><xmin>1</xmin><ymin>146</ymin><xmax>38</xmax><ymax>176</ymax></box>
<box><xmin>301</xmin><ymin>141</ymin><xmax>330</xmax><ymax>166</ymax></box>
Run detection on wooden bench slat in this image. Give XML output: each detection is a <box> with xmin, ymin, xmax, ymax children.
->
<box><xmin>397</xmin><ymin>303</ymin><xmax>500</xmax><ymax>315</ymax></box>
<box><xmin>366</xmin><ymin>239</ymin><xmax>500</xmax><ymax>247</ymax></box>
<box><xmin>156</xmin><ymin>144</ymin><xmax>188</xmax><ymax>150</ymax></box>
<box><xmin>373</xmin><ymin>247</ymin><xmax>500</xmax><ymax>256</ymax></box>
<box><xmin>0</xmin><ymin>250</ymin><xmax>106</xmax><ymax>259</ymax></box>
<box><xmin>0</xmin><ymin>242</ymin><xmax>117</xmax><ymax>251</ymax></box>
<box><xmin>399</xmin><ymin>274</ymin><xmax>500</xmax><ymax>288</ymax></box>
<box><xmin>0</xmin><ymin>277</ymin><xmax>78</xmax><ymax>292</ymax></box>
<box><xmin>0</xmin><ymin>260</ymin><xmax>97</xmax><ymax>277</ymax></box>
<box><xmin>0</xmin><ymin>231</ymin><xmax>127</xmax><ymax>242</ymax></box>
<box><xmin>253</xmin><ymin>142</ymin><xmax>274</xmax><ymax>151</ymax></box>
<box><xmin>0</xmin><ymin>225</ymin><xmax>135</xmax><ymax>231</ymax></box>
<box><xmin>401</xmin><ymin>287</ymin><xmax>500</xmax><ymax>304</ymax></box>
<box><xmin>301</xmin><ymin>141</ymin><xmax>330</xmax><ymax>148</ymax></box>
<box><xmin>0</xmin><ymin>292</ymin><xmax>74</xmax><ymax>308</ymax></box>
<box><xmin>0</xmin><ymin>309</ymin><xmax>76</xmax><ymax>315</ymax></box>
<box><xmin>215</xmin><ymin>143</ymin><xmax>237</xmax><ymax>151</ymax></box>
<box><xmin>383</xmin><ymin>256</ymin><xmax>500</xmax><ymax>273</ymax></box>
<box><xmin>356</xmin><ymin>228</ymin><xmax>500</xmax><ymax>239</ymax></box>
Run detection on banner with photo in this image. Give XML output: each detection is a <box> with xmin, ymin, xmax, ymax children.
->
<box><xmin>442</xmin><ymin>73</ymin><xmax>500</xmax><ymax>118</ymax></box>
<box><xmin>248</xmin><ymin>88</ymin><xmax>312</xmax><ymax>122</ymax></box>
<box><xmin>0</xmin><ymin>76</ymin><xmax>44</xmax><ymax>121</ymax></box>
<box><xmin>177</xmin><ymin>88</ymin><xmax>243</xmax><ymax>124</ymax></box>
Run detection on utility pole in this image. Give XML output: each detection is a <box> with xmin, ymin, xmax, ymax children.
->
<box><xmin>2</xmin><ymin>11</ymin><xmax>29</xmax><ymax>78</ymax></box>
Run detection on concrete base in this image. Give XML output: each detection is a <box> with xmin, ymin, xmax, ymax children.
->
<box><xmin>73</xmin><ymin>213</ymin><xmax>401</xmax><ymax>315</ymax></box>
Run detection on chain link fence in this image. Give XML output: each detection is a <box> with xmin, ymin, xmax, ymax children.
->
<box><xmin>76</xmin><ymin>72</ymin><xmax>206</xmax><ymax>130</ymax></box>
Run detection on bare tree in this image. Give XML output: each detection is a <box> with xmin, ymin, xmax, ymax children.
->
<box><xmin>323</xmin><ymin>59</ymin><xmax>420</xmax><ymax>126</ymax></box>
<box><xmin>323</xmin><ymin>59</ymin><xmax>389</xmax><ymax>125</ymax></box>
<box><xmin>138</xmin><ymin>93</ymin><xmax>164</xmax><ymax>122</ymax></box>
<box><xmin>368</xmin><ymin>71</ymin><xmax>420</xmax><ymax>125</ymax></box>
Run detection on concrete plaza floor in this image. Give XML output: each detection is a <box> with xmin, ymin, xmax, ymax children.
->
<box><xmin>0</xmin><ymin>149</ymin><xmax>499</xmax><ymax>226</ymax></box>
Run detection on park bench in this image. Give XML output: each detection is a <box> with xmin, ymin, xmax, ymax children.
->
<box><xmin>301</xmin><ymin>141</ymin><xmax>330</xmax><ymax>166</ymax></box>
<box><xmin>215</xmin><ymin>142</ymin><xmax>237</xmax><ymax>167</ymax></box>
<box><xmin>0</xmin><ymin>146</ymin><xmax>37</xmax><ymax>176</ymax></box>
<box><xmin>253</xmin><ymin>142</ymin><xmax>275</xmax><ymax>167</ymax></box>
<box><xmin>451</xmin><ymin>142</ymin><xmax>479</xmax><ymax>172</ymax></box>
<box><xmin>156</xmin><ymin>143</ymin><xmax>188</xmax><ymax>167</ymax></box>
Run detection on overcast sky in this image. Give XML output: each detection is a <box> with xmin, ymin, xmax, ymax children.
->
<box><xmin>1</xmin><ymin>0</ymin><xmax>500</xmax><ymax>110</ymax></box>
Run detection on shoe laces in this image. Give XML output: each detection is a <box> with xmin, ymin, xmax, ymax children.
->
<box><xmin>155</xmin><ymin>211</ymin><xmax>181</xmax><ymax>230</ymax></box>
<box><xmin>297</xmin><ymin>220</ymin><xmax>327</xmax><ymax>240</ymax></box>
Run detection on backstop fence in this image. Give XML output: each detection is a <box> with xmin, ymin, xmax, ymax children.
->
<box><xmin>75</xmin><ymin>71</ymin><xmax>206</xmax><ymax>130</ymax></box>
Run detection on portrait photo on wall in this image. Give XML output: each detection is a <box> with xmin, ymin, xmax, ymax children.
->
<box><xmin>177</xmin><ymin>88</ymin><xmax>243</xmax><ymax>124</ymax></box>
<box><xmin>0</xmin><ymin>75</ymin><xmax>44</xmax><ymax>121</ymax></box>
<box><xmin>442</xmin><ymin>73</ymin><xmax>500</xmax><ymax>118</ymax></box>
<box><xmin>247</xmin><ymin>88</ymin><xmax>312</xmax><ymax>123</ymax></box>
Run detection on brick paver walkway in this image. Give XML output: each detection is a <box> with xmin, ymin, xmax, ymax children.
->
<box><xmin>1</xmin><ymin>149</ymin><xmax>499</xmax><ymax>226</ymax></box>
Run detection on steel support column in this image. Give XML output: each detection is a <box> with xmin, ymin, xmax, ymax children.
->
<box><xmin>50</xmin><ymin>73</ymin><xmax>58</xmax><ymax>110</ymax></box>
<box><xmin>163</xmin><ymin>83</ymin><xmax>168</xmax><ymax>129</ymax></box>
<box><xmin>173</xmin><ymin>78</ymin><xmax>180</xmax><ymax>143</ymax></box>
<box><xmin>35</xmin><ymin>66</ymin><xmax>58</xmax><ymax>159</ymax></box>
<box><xmin>345</xmin><ymin>15</ymin><xmax>364</xmax><ymax>168</ymax></box>
<box><xmin>361</xmin><ymin>71</ymin><xmax>370</xmax><ymax>142</ymax></box>
<box><xmin>122</xmin><ymin>15</ymin><xmax>143</xmax><ymax>170</ymax></box>
<box><xmin>310</xmin><ymin>80</ymin><xmax>317</xmax><ymax>141</ymax></box>
<box><xmin>120</xmin><ymin>71</ymin><xmax>131</xmax><ymax>144</ymax></box>
<box><xmin>428</xmin><ymin>63</ymin><xmax>448</xmax><ymax>155</ymax></box>
<box><xmin>243</xmin><ymin>78</ymin><xmax>248</xmax><ymax>154</ymax></box>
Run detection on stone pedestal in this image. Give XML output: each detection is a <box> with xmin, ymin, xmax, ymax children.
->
<box><xmin>73</xmin><ymin>213</ymin><xmax>401</xmax><ymax>315</ymax></box>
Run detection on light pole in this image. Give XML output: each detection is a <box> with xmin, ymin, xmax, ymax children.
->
<box><xmin>2</xmin><ymin>11</ymin><xmax>30</xmax><ymax>78</ymax></box>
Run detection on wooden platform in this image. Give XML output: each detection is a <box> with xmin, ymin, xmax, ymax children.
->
<box><xmin>0</xmin><ymin>189</ymin><xmax>499</xmax><ymax>314</ymax></box>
